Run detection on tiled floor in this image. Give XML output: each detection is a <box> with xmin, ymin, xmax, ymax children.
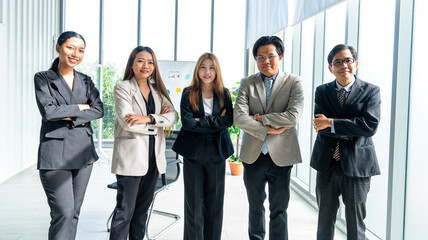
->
<box><xmin>0</xmin><ymin>150</ymin><xmax>346</xmax><ymax>240</ymax></box>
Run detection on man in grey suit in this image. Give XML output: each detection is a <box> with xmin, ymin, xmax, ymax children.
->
<box><xmin>234</xmin><ymin>36</ymin><xmax>304</xmax><ymax>240</ymax></box>
<box><xmin>311</xmin><ymin>44</ymin><xmax>381</xmax><ymax>240</ymax></box>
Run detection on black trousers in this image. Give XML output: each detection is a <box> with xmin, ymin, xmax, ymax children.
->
<box><xmin>316</xmin><ymin>161</ymin><xmax>371</xmax><ymax>240</ymax></box>
<box><xmin>39</xmin><ymin>164</ymin><xmax>93</xmax><ymax>240</ymax></box>
<box><xmin>110</xmin><ymin>138</ymin><xmax>158</xmax><ymax>240</ymax></box>
<box><xmin>243</xmin><ymin>153</ymin><xmax>293</xmax><ymax>240</ymax></box>
<box><xmin>183</xmin><ymin>134</ymin><xmax>226</xmax><ymax>240</ymax></box>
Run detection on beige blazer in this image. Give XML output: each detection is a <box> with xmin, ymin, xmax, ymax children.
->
<box><xmin>111</xmin><ymin>77</ymin><xmax>178</xmax><ymax>176</ymax></box>
<box><xmin>233</xmin><ymin>71</ymin><xmax>304</xmax><ymax>167</ymax></box>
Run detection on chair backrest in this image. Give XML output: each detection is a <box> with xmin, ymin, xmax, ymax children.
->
<box><xmin>155</xmin><ymin>130</ymin><xmax>181</xmax><ymax>192</ymax></box>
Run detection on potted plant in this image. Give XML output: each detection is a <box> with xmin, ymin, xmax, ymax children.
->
<box><xmin>228</xmin><ymin>83</ymin><xmax>243</xmax><ymax>176</ymax></box>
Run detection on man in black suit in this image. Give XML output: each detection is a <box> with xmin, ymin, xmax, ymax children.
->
<box><xmin>311</xmin><ymin>44</ymin><xmax>381</xmax><ymax>240</ymax></box>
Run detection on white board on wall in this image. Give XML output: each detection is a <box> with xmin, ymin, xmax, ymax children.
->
<box><xmin>158</xmin><ymin>60</ymin><xmax>196</xmax><ymax>111</ymax></box>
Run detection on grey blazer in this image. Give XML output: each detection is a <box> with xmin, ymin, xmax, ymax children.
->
<box><xmin>111</xmin><ymin>78</ymin><xmax>178</xmax><ymax>176</ymax></box>
<box><xmin>233</xmin><ymin>71</ymin><xmax>304</xmax><ymax>167</ymax></box>
<box><xmin>34</xmin><ymin>69</ymin><xmax>104</xmax><ymax>170</ymax></box>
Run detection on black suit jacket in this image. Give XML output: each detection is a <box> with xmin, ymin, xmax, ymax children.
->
<box><xmin>172</xmin><ymin>87</ymin><xmax>234</xmax><ymax>161</ymax></box>
<box><xmin>34</xmin><ymin>68</ymin><xmax>104</xmax><ymax>169</ymax></box>
<box><xmin>310</xmin><ymin>77</ymin><xmax>381</xmax><ymax>177</ymax></box>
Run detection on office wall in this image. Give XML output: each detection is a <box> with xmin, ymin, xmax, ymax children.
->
<box><xmin>0</xmin><ymin>0</ymin><xmax>60</xmax><ymax>183</ymax></box>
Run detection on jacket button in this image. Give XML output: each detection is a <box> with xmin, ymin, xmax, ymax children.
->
<box><xmin>82</xmin><ymin>123</ymin><xmax>85</xmax><ymax>126</ymax></box>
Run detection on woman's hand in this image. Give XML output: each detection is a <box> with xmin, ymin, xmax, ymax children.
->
<box><xmin>125</xmin><ymin>113</ymin><xmax>151</xmax><ymax>126</ymax></box>
<box><xmin>78</xmin><ymin>104</ymin><xmax>90</xmax><ymax>111</ymax></box>
<box><xmin>161</xmin><ymin>105</ymin><xmax>171</xmax><ymax>114</ymax></box>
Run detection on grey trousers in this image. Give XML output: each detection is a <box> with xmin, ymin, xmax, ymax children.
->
<box><xmin>39</xmin><ymin>164</ymin><xmax>93</xmax><ymax>240</ymax></box>
<box><xmin>316</xmin><ymin>161</ymin><xmax>371</xmax><ymax>240</ymax></box>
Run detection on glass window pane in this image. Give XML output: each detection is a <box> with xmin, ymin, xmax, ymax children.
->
<box><xmin>177</xmin><ymin>0</ymin><xmax>211</xmax><ymax>61</ymax></box>
<box><xmin>283</xmin><ymin>27</ymin><xmax>293</xmax><ymax>74</ymax></box>
<box><xmin>213</xmin><ymin>0</ymin><xmax>246</xmax><ymax>88</ymax></box>
<box><xmin>65</xmin><ymin>0</ymin><xmax>99</xmax><ymax>64</ymax></box>
<box><xmin>405</xmin><ymin>0</ymin><xmax>428</xmax><ymax>239</ymax></box>
<box><xmin>104</xmin><ymin>0</ymin><xmax>138</xmax><ymax>71</ymax></box>
<box><xmin>323</xmin><ymin>2</ymin><xmax>346</xmax><ymax>83</ymax></box>
<box><xmin>358</xmin><ymin>0</ymin><xmax>395</xmax><ymax>238</ymax></box>
<box><xmin>296</xmin><ymin>17</ymin><xmax>315</xmax><ymax>187</ymax></box>
<box><xmin>140</xmin><ymin>0</ymin><xmax>175</xmax><ymax>61</ymax></box>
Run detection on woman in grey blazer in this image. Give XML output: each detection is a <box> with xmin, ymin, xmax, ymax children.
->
<box><xmin>34</xmin><ymin>31</ymin><xmax>104</xmax><ymax>240</ymax></box>
<box><xmin>109</xmin><ymin>46</ymin><xmax>178</xmax><ymax>240</ymax></box>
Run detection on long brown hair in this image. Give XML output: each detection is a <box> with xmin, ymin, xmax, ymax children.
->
<box><xmin>188</xmin><ymin>52</ymin><xmax>227</xmax><ymax>111</ymax></box>
<box><xmin>123</xmin><ymin>46</ymin><xmax>174</xmax><ymax>136</ymax></box>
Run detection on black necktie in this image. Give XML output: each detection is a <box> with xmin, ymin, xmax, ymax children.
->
<box><xmin>333</xmin><ymin>88</ymin><xmax>347</xmax><ymax>161</ymax></box>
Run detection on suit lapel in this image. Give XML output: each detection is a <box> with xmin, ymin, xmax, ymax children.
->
<box><xmin>130</xmin><ymin>77</ymin><xmax>148</xmax><ymax>116</ymax></box>
<box><xmin>212</xmin><ymin>93</ymin><xmax>221</xmax><ymax>116</ymax></box>
<box><xmin>71</xmin><ymin>71</ymin><xmax>87</xmax><ymax>103</ymax></box>
<box><xmin>47</xmin><ymin>69</ymin><xmax>76</xmax><ymax>104</ymax></box>
<box><xmin>326</xmin><ymin>81</ymin><xmax>342</xmax><ymax>114</ymax></box>
<box><xmin>343</xmin><ymin>77</ymin><xmax>363</xmax><ymax>112</ymax></box>
<box><xmin>149</xmin><ymin>79</ymin><xmax>161</xmax><ymax>114</ymax></box>
<box><xmin>253</xmin><ymin>73</ymin><xmax>267</xmax><ymax>111</ymax></box>
<box><xmin>266</xmin><ymin>72</ymin><xmax>287</xmax><ymax>111</ymax></box>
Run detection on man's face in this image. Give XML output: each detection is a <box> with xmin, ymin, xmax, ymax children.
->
<box><xmin>328</xmin><ymin>49</ymin><xmax>358</xmax><ymax>85</ymax></box>
<box><xmin>256</xmin><ymin>44</ymin><xmax>283</xmax><ymax>78</ymax></box>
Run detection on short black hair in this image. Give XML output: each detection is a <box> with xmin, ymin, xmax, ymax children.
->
<box><xmin>252</xmin><ymin>36</ymin><xmax>284</xmax><ymax>58</ymax></box>
<box><xmin>327</xmin><ymin>44</ymin><xmax>358</xmax><ymax>65</ymax></box>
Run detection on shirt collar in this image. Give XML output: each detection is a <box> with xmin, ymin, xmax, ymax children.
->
<box><xmin>335</xmin><ymin>75</ymin><xmax>356</xmax><ymax>92</ymax></box>
<box><xmin>261</xmin><ymin>71</ymin><xmax>279</xmax><ymax>82</ymax></box>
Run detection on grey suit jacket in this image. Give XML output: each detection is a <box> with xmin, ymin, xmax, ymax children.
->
<box><xmin>111</xmin><ymin>78</ymin><xmax>178</xmax><ymax>176</ymax></box>
<box><xmin>234</xmin><ymin>71</ymin><xmax>304</xmax><ymax>167</ymax></box>
<box><xmin>34</xmin><ymin>69</ymin><xmax>104</xmax><ymax>170</ymax></box>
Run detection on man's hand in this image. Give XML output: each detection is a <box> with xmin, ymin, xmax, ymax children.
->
<box><xmin>249</xmin><ymin>114</ymin><xmax>262</xmax><ymax>123</ymax></box>
<box><xmin>313</xmin><ymin>114</ymin><xmax>332</xmax><ymax>132</ymax></box>
<box><xmin>125</xmin><ymin>113</ymin><xmax>151</xmax><ymax>126</ymax></box>
<box><xmin>267</xmin><ymin>126</ymin><xmax>291</xmax><ymax>135</ymax></box>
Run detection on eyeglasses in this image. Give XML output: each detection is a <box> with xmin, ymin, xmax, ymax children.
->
<box><xmin>331</xmin><ymin>58</ymin><xmax>356</xmax><ymax>66</ymax></box>
<box><xmin>255</xmin><ymin>55</ymin><xmax>277</xmax><ymax>62</ymax></box>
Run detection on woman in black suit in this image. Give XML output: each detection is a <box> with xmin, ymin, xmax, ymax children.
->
<box><xmin>34</xmin><ymin>31</ymin><xmax>104</xmax><ymax>240</ymax></box>
<box><xmin>172</xmin><ymin>52</ymin><xmax>234</xmax><ymax>240</ymax></box>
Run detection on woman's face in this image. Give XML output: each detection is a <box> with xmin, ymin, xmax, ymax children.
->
<box><xmin>132</xmin><ymin>50</ymin><xmax>155</xmax><ymax>81</ymax></box>
<box><xmin>56</xmin><ymin>37</ymin><xmax>85</xmax><ymax>68</ymax></box>
<box><xmin>198</xmin><ymin>58</ymin><xmax>216</xmax><ymax>86</ymax></box>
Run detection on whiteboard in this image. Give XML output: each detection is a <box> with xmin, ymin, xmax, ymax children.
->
<box><xmin>158</xmin><ymin>60</ymin><xmax>196</xmax><ymax>111</ymax></box>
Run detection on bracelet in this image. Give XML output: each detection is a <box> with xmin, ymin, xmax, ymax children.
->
<box><xmin>149</xmin><ymin>114</ymin><xmax>156</xmax><ymax>124</ymax></box>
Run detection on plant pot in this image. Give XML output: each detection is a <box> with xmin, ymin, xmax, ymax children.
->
<box><xmin>228</xmin><ymin>160</ymin><xmax>243</xmax><ymax>176</ymax></box>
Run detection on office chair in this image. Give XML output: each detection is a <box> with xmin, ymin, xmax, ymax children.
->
<box><xmin>106</xmin><ymin>133</ymin><xmax>181</xmax><ymax>240</ymax></box>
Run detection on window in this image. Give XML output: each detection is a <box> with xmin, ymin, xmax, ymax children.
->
<box><xmin>140</xmin><ymin>0</ymin><xmax>175</xmax><ymax>61</ymax></box>
<box><xmin>296</xmin><ymin>17</ymin><xmax>315</xmax><ymax>187</ymax></box>
<box><xmin>177</xmin><ymin>0</ymin><xmax>211</xmax><ymax>61</ymax></box>
<box><xmin>405</xmin><ymin>0</ymin><xmax>428</xmax><ymax>238</ymax></box>
<box><xmin>358</xmin><ymin>0</ymin><xmax>395</xmax><ymax>238</ymax></box>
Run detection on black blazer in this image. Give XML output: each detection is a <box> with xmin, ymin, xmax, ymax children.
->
<box><xmin>172</xmin><ymin>87</ymin><xmax>234</xmax><ymax>161</ymax></box>
<box><xmin>310</xmin><ymin>77</ymin><xmax>381</xmax><ymax>177</ymax></box>
<box><xmin>34</xmin><ymin>68</ymin><xmax>104</xmax><ymax>170</ymax></box>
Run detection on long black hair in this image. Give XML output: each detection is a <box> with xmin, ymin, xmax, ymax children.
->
<box><xmin>50</xmin><ymin>31</ymin><xmax>86</xmax><ymax>70</ymax></box>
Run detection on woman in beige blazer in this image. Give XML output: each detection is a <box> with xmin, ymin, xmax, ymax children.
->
<box><xmin>109</xmin><ymin>46</ymin><xmax>178</xmax><ymax>240</ymax></box>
